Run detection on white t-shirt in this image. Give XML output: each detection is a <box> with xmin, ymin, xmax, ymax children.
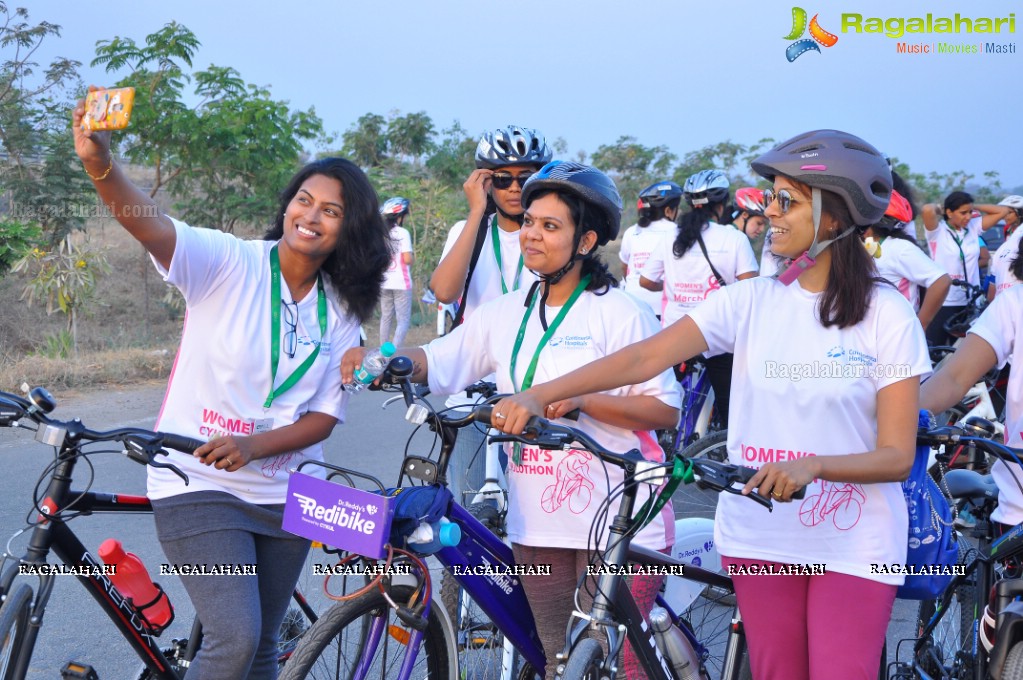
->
<box><xmin>926</xmin><ymin>217</ymin><xmax>983</xmax><ymax>306</ymax></box>
<box><xmin>440</xmin><ymin>216</ymin><xmax>539</xmax><ymax>321</ymax></box>
<box><xmin>990</xmin><ymin>228</ymin><xmax>1023</xmax><ymax>297</ymax></box>
<box><xmin>874</xmin><ymin>237</ymin><xmax>947</xmax><ymax>311</ymax></box>
<box><xmin>423</xmin><ymin>287</ymin><xmax>681</xmax><ymax>551</ymax></box>
<box><xmin>439</xmin><ymin>216</ymin><xmax>539</xmax><ymax>405</ymax></box>
<box><xmin>150</xmin><ymin>219</ymin><xmax>360</xmax><ymax>503</ymax></box>
<box><xmin>382</xmin><ymin>225</ymin><xmax>413</xmax><ymax>290</ymax></box>
<box><xmin>618</xmin><ymin>219</ymin><xmax>676</xmax><ymax>315</ymax></box>
<box><xmin>686</xmin><ymin>277</ymin><xmax>931</xmax><ymax>585</ymax></box>
<box><xmin>640</xmin><ymin>222</ymin><xmax>758</xmax><ymax>327</ymax></box>
<box><xmin>968</xmin><ymin>285</ymin><xmax>1023</xmax><ymax>524</ymax></box>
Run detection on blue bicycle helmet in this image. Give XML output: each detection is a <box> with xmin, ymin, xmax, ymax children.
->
<box><xmin>638</xmin><ymin>181</ymin><xmax>683</xmax><ymax>209</ymax></box>
<box><xmin>521</xmin><ymin>161</ymin><xmax>623</xmax><ymax>245</ymax></box>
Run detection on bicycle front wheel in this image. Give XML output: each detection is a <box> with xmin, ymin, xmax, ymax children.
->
<box><xmin>558</xmin><ymin>638</ymin><xmax>604</xmax><ymax>680</ymax></box>
<box><xmin>278</xmin><ymin>585</ymin><xmax>451</xmax><ymax>680</ymax></box>
<box><xmin>915</xmin><ymin>542</ymin><xmax>976</xmax><ymax>679</ymax></box>
<box><xmin>674</xmin><ymin>430</ymin><xmax>728</xmax><ymax>521</ymax></box>
<box><xmin>0</xmin><ymin>584</ymin><xmax>33</xmax><ymax>680</ymax></box>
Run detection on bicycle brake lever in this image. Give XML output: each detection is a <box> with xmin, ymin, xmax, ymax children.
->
<box><xmin>149</xmin><ymin>455</ymin><xmax>190</xmax><ymax>485</ymax></box>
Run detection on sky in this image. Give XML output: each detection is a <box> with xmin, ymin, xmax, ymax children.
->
<box><xmin>27</xmin><ymin>0</ymin><xmax>1023</xmax><ymax>190</ymax></box>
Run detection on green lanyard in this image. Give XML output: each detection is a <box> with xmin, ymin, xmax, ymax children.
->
<box><xmin>491</xmin><ymin>216</ymin><xmax>525</xmax><ymax>295</ymax></box>
<box><xmin>509</xmin><ymin>274</ymin><xmax>591</xmax><ymax>392</ymax></box>
<box><xmin>946</xmin><ymin>226</ymin><xmax>969</xmax><ymax>281</ymax></box>
<box><xmin>508</xmin><ymin>275</ymin><xmax>590</xmax><ymax>464</ymax></box>
<box><xmin>264</xmin><ymin>245</ymin><xmax>328</xmax><ymax>409</ymax></box>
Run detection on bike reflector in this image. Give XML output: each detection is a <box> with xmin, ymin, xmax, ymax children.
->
<box><xmin>283</xmin><ymin>473</ymin><xmax>393</xmax><ymax>559</ymax></box>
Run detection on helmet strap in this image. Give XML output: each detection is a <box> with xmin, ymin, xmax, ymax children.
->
<box><xmin>776</xmin><ymin>187</ymin><xmax>856</xmax><ymax>285</ymax></box>
<box><xmin>495</xmin><ymin>203</ymin><xmax>524</xmax><ymax>226</ymax></box>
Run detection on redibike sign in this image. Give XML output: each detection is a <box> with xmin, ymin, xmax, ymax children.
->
<box><xmin>283</xmin><ymin>472</ymin><xmax>393</xmax><ymax>559</ymax></box>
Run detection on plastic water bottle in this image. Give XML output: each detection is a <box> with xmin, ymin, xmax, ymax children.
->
<box><xmin>407</xmin><ymin>517</ymin><xmax>461</xmax><ymax>554</ymax></box>
<box><xmin>648</xmin><ymin>606</ymin><xmax>702</xmax><ymax>680</ymax></box>
<box><xmin>98</xmin><ymin>538</ymin><xmax>173</xmax><ymax>628</ymax></box>
<box><xmin>345</xmin><ymin>342</ymin><xmax>397</xmax><ymax>393</ymax></box>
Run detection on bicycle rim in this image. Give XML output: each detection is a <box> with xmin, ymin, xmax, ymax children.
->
<box><xmin>915</xmin><ymin>542</ymin><xmax>976</xmax><ymax>679</ymax></box>
<box><xmin>279</xmin><ymin>585</ymin><xmax>449</xmax><ymax>680</ymax></box>
<box><xmin>0</xmin><ymin>584</ymin><xmax>32</xmax><ymax>680</ymax></box>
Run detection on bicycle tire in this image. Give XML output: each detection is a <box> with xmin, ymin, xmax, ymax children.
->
<box><xmin>440</xmin><ymin>502</ymin><xmax>529</xmax><ymax>680</ymax></box>
<box><xmin>278</xmin><ymin>585</ymin><xmax>451</xmax><ymax>680</ymax></box>
<box><xmin>674</xmin><ymin>430</ymin><xmax>728</xmax><ymax>522</ymax></box>
<box><xmin>1003</xmin><ymin>641</ymin><xmax>1023</xmax><ymax>679</ymax></box>
<box><xmin>915</xmin><ymin>541</ymin><xmax>975</xmax><ymax>679</ymax></box>
<box><xmin>558</xmin><ymin>638</ymin><xmax>603</xmax><ymax>680</ymax></box>
<box><xmin>0</xmin><ymin>584</ymin><xmax>33</xmax><ymax>680</ymax></box>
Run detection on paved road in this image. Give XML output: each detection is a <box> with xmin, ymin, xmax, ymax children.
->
<box><xmin>0</xmin><ymin>383</ymin><xmax>921</xmax><ymax>678</ymax></box>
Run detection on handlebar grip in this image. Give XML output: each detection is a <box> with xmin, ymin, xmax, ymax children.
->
<box><xmin>734</xmin><ymin>464</ymin><xmax>806</xmax><ymax>500</ymax></box>
<box><xmin>474</xmin><ymin>405</ymin><xmax>494</xmax><ymax>425</ymax></box>
<box><xmin>160</xmin><ymin>433</ymin><xmax>206</xmax><ymax>454</ymax></box>
<box><xmin>562</xmin><ymin>408</ymin><xmax>580</xmax><ymax>421</ymax></box>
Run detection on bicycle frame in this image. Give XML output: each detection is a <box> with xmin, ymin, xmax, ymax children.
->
<box><xmin>672</xmin><ymin>360</ymin><xmax>715</xmax><ymax>453</ymax></box>
<box><xmin>0</xmin><ymin>442</ymin><xmax>181</xmax><ymax>679</ymax></box>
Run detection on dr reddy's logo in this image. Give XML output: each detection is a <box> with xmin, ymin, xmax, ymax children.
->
<box><xmin>784</xmin><ymin>7</ymin><xmax>839</xmax><ymax>62</ymax></box>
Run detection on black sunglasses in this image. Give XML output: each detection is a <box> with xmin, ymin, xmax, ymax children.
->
<box><xmin>282</xmin><ymin>301</ymin><xmax>298</xmax><ymax>359</ymax></box>
<box><xmin>762</xmin><ymin>188</ymin><xmax>798</xmax><ymax>215</ymax></box>
<box><xmin>490</xmin><ymin>172</ymin><xmax>534</xmax><ymax>190</ymax></box>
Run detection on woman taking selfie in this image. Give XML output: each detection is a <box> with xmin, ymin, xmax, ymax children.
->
<box><xmin>73</xmin><ymin>87</ymin><xmax>390</xmax><ymax>679</ymax></box>
<box><xmin>493</xmin><ymin>131</ymin><xmax>932</xmax><ymax>680</ymax></box>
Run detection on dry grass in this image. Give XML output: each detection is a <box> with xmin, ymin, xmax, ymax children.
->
<box><xmin>0</xmin><ymin>347</ymin><xmax>175</xmax><ymax>392</ymax></box>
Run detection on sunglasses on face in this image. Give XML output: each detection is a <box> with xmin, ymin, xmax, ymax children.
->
<box><xmin>490</xmin><ymin>172</ymin><xmax>534</xmax><ymax>190</ymax></box>
<box><xmin>762</xmin><ymin>188</ymin><xmax>799</xmax><ymax>215</ymax></box>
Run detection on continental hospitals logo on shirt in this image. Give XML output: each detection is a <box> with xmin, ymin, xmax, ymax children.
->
<box><xmin>548</xmin><ymin>335</ymin><xmax>593</xmax><ymax>349</ymax></box>
<box><xmin>783</xmin><ymin>7</ymin><xmax>839</xmax><ymax>62</ymax></box>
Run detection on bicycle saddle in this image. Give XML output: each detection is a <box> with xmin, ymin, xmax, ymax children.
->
<box><xmin>944</xmin><ymin>469</ymin><xmax>998</xmax><ymax>503</ymax></box>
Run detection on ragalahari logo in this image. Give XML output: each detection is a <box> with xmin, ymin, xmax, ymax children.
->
<box><xmin>785</xmin><ymin>7</ymin><xmax>839</xmax><ymax>61</ymax></box>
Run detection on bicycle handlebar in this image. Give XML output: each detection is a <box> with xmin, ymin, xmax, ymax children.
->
<box><xmin>0</xmin><ymin>387</ymin><xmax>193</xmax><ymax>484</ymax></box>
<box><xmin>377</xmin><ymin>357</ymin><xmax>791</xmax><ymax>509</ymax></box>
<box><xmin>919</xmin><ymin>425</ymin><xmax>1023</xmax><ymax>468</ymax></box>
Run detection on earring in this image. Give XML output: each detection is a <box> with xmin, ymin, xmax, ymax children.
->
<box><xmin>579</xmin><ymin>249</ymin><xmax>588</xmax><ymax>255</ymax></box>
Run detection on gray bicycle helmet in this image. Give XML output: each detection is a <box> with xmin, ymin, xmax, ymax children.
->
<box><xmin>521</xmin><ymin>161</ymin><xmax>623</xmax><ymax>246</ymax></box>
<box><xmin>474</xmin><ymin>125</ymin><xmax>552</xmax><ymax>170</ymax></box>
<box><xmin>683</xmin><ymin>170</ymin><xmax>730</xmax><ymax>207</ymax></box>
<box><xmin>638</xmin><ymin>181</ymin><xmax>683</xmax><ymax>209</ymax></box>
<box><xmin>750</xmin><ymin>129</ymin><xmax>892</xmax><ymax>226</ymax></box>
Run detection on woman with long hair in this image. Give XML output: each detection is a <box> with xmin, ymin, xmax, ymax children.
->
<box><xmin>73</xmin><ymin>87</ymin><xmax>390</xmax><ymax>678</ymax></box>
<box><xmin>494</xmin><ymin>131</ymin><xmax>932</xmax><ymax>679</ymax></box>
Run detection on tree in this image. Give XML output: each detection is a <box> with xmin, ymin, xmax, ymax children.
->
<box><xmin>387</xmin><ymin>110</ymin><xmax>435</xmax><ymax>165</ymax></box>
<box><xmin>425</xmin><ymin>121</ymin><xmax>476</xmax><ymax>188</ymax></box>
<box><xmin>1</xmin><ymin>4</ymin><xmax>91</xmax><ymax>249</ymax></box>
<box><xmin>671</xmin><ymin>139</ymin><xmax>774</xmax><ymax>190</ymax></box>
<box><xmin>341</xmin><ymin>113</ymin><xmax>387</xmax><ymax>167</ymax></box>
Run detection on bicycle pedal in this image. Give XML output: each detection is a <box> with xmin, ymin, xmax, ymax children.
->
<box><xmin>61</xmin><ymin>662</ymin><xmax>99</xmax><ymax>680</ymax></box>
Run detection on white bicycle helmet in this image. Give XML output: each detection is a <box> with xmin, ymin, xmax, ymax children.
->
<box><xmin>474</xmin><ymin>126</ymin><xmax>552</xmax><ymax>170</ymax></box>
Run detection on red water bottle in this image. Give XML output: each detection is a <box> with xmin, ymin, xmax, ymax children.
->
<box><xmin>98</xmin><ymin>538</ymin><xmax>172</xmax><ymax>629</ymax></box>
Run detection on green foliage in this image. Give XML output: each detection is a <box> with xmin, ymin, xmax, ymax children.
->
<box><xmin>92</xmin><ymin>22</ymin><xmax>324</xmax><ymax>231</ymax></box>
<box><xmin>38</xmin><ymin>329</ymin><xmax>73</xmax><ymax>359</ymax></box>
<box><xmin>341</xmin><ymin>113</ymin><xmax>388</xmax><ymax>167</ymax></box>
<box><xmin>0</xmin><ymin>4</ymin><xmax>92</xmax><ymax>245</ymax></box>
<box><xmin>0</xmin><ymin>218</ymin><xmax>40</xmax><ymax>275</ymax></box>
<box><xmin>387</xmin><ymin>111</ymin><xmax>435</xmax><ymax>165</ymax></box>
<box><xmin>424</xmin><ymin>121</ymin><xmax>476</xmax><ymax>187</ymax></box>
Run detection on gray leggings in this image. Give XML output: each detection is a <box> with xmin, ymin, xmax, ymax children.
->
<box><xmin>159</xmin><ymin>527</ymin><xmax>310</xmax><ymax>679</ymax></box>
<box><xmin>379</xmin><ymin>288</ymin><xmax>412</xmax><ymax>346</ymax></box>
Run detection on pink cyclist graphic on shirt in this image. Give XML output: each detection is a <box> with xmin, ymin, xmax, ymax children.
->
<box><xmin>798</xmin><ymin>480</ymin><xmax>865</xmax><ymax>530</ymax></box>
<box><xmin>703</xmin><ymin>273</ymin><xmax>721</xmax><ymax>299</ymax></box>
<box><xmin>541</xmin><ymin>449</ymin><xmax>595</xmax><ymax>514</ymax></box>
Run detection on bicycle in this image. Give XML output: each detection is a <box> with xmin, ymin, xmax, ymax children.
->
<box><xmin>657</xmin><ymin>356</ymin><xmax>719</xmax><ymax>459</ymax></box>
<box><xmin>0</xmin><ymin>385</ymin><xmax>325</xmax><ymax>679</ymax></box>
<box><xmin>888</xmin><ymin>420</ymin><xmax>1023</xmax><ymax>680</ymax></box>
<box><xmin>279</xmin><ymin>356</ymin><xmax>765</xmax><ymax>680</ymax></box>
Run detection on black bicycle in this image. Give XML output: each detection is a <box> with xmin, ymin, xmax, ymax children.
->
<box><xmin>0</xmin><ymin>386</ymin><xmax>324</xmax><ymax>679</ymax></box>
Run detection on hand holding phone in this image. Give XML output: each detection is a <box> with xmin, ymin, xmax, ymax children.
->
<box><xmin>81</xmin><ymin>87</ymin><xmax>135</xmax><ymax>131</ymax></box>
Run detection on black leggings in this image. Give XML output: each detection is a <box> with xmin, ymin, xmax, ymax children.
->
<box><xmin>925</xmin><ymin>305</ymin><xmax>967</xmax><ymax>347</ymax></box>
<box><xmin>704</xmin><ymin>353</ymin><xmax>734</xmax><ymax>426</ymax></box>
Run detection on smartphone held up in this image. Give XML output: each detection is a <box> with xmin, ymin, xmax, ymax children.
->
<box><xmin>81</xmin><ymin>87</ymin><xmax>135</xmax><ymax>131</ymax></box>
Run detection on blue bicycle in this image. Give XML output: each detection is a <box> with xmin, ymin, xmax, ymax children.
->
<box><xmin>278</xmin><ymin>356</ymin><xmax>767</xmax><ymax>680</ymax></box>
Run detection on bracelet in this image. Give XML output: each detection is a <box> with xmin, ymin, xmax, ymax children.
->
<box><xmin>84</xmin><ymin>157</ymin><xmax>113</xmax><ymax>182</ymax></box>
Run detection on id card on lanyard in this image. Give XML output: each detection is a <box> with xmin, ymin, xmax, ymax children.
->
<box><xmin>508</xmin><ymin>275</ymin><xmax>590</xmax><ymax>463</ymax></box>
<box><xmin>946</xmin><ymin>226</ymin><xmax>969</xmax><ymax>282</ymax></box>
